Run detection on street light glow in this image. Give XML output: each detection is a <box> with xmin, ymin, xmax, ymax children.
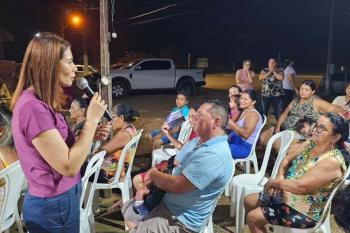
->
<box><xmin>70</xmin><ymin>14</ymin><xmax>83</xmax><ymax>27</ymax></box>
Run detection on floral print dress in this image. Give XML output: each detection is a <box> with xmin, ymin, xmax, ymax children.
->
<box><xmin>261</xmin><ymin>141</ymin><xmax>347</xmax><ymax>228</ymax></box>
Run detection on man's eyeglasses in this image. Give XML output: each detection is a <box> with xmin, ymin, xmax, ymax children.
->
<box><xmin>312</xmin><ymin>123</ymin><xmax>328</xmax><ymax>133</ymax></box>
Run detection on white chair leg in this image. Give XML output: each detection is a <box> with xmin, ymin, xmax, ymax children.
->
<box><xmin>121</xmin><ymin>186</ymin><xmax>130</xmax><ymax>204</ymax></box>
<box><xmin>127</xmin><ymin>178</ymin><xmax>133</xmax><ymax>198</ymax></box>
<box><xmin>321</xmin><ymin>214</ymin><xmax>331</xmax><ymax>233</ymax></box>
<box><xmin>206</xmin><ymin>215</ymin><xmax>214</xmax><ymax>233</ymax></box>
<box><xmin>120</xmin><ymin>186</ymin><xmax>130</xmax><ymax>231</ymax></box>
<box><xmin>238</xmin><ymin>196</ymin><xmax>246</xmax><ymax>233</ymax></box>
<box><xmin>224</xmin><ymin>182</ymin><xmax>231</xmax><ymax>197</ymax></box>
<box><xmin>15</xmin><ymin>208</ymin><xmax>24</xmax><ymax>233</ymax></box>
<box><xmin>88</xmin><ymin>211</ymin><xmax>96</xmax><ymax>233</ymax></box>
<box><xmin>235</xmin><ymin>185</ymin><xmax>244</xmax><ymax>233</ymax></box>
<box><xmin>252</xmin><ymin>156</ymin><xmax>259</xmax><ymax>174</ymax></box>
<box><xmin>230</xmin><ymin>182</ymin><xmax>236</xmax><ymax>217</ymax></box>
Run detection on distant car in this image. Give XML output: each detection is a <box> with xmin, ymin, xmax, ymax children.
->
<box><xmin>75</xmin><ymin>65</ymin><xmax>98</xmax><ymax>77</ymax></box>
<box><xmin>109</xmin><ymin>58</ymin><xmax>206</xmax><ymax>98</ymax></box>
<box><xmin>74</xmin><ymin>65</ymin><xmax>100</xmax><ymax>90</ymax></box>
<box><xmin>63</xmin><ymin>65</ymin><xmax>100</xmax><ymax>102</ymax></box>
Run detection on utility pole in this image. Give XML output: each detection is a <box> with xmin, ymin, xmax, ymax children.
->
<box><xmin>100</xmin><ymin>0</ymin><xmax>112</xmax><ymax>114</ymax></box>
<box><xmin>325</xmin><ymin>0</ymin><xmax>335</xmax><ymax>95</ymax></box>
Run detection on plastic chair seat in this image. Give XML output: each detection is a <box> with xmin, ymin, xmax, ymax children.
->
<box><xmin>224</xmin><ymin>115</ymin><xmax>267</xmax><ymax>197</ymax></box>
<box><xmin>95</xmin><ymin>130</ymin><xmax>143</xmax><ymax>231</ymax></box>
<box><xmin>80</xmin><ymin>150</ymin><xmax>106</xmax><ymax>233</ymax></box>
<box><xmin>0</xmin><ymin>161</ymin><xmax>25</xmax><ymax>233</ymax></box>
<box><xmin>231</xmin><ymin>130</ymin><xmax>294</xmax><ymax>233</ymax></box>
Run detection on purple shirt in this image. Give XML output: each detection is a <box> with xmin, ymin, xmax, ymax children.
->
<box><xmin>12</xmin><ymin>90</ymin><xmax>80</xmax><ymax>197</ymax></box>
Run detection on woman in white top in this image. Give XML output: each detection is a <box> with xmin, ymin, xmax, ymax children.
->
<box><xmin>227</xmin><ymin>89</ymin><xmax>262</xmax><ymax>159</ymax></box>
<box><xmin>332</xmin><ymin>83</ymin><xmax>350</xmax><ymax>113</ymax></box>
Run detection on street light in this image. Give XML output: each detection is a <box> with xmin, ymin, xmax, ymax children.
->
<box><xmin>69</xmin><ymin>14</ymin><xmax>83</xmax><ymax>28</ymax></box>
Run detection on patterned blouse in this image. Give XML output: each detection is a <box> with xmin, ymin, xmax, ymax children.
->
<box><xmin>284</xmin><ymin>141</ymin><xmax>347</xmax><ymax>221</ymax></box>
<box><xmin>281</xmin><ymin>97</ymin><xmax>320</xmax><ymax>131</ymax></box>
<box><xmin>261</xmin><ymin>68</ymin><xmax>283</xmax><ymax>97</ymax></box>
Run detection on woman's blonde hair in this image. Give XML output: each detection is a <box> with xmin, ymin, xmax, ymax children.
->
<box><xmin>11</xmin><ymin>32</ymin><xmax>71</xmax><ymax>112</ymax></box>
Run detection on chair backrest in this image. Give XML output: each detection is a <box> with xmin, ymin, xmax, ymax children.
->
<box><xmin>111</xmin><ymin>129</ymin><xmax>143</xmax><ymax>185</ymax></box>
<box><xmin>177</xmin><ymin>119</ymin><xmax>192</xmax><ymax>144</ymax></box>
<box><xmin>270</xmin><ymin>130</ymin><xmax>295</xmax><ymax>178</ymax></box>
<box><xmin>313</xmin><ymin>165</ymin><xmax>350</xmax><ymax>230</ymax></box>
<box><xmin>0</xmin><ymin>161</ymin><xmax>25</xmax><ymax>229</ymax></box>
<box><xmin>257</xmin><ymin>130</ymin><xmax>294</xmax><ymax>179</ymax></box>
<box><xmin>247</xmin><ymin>114</ymin><xmax>267</xmax><ymax>159</ymax></box>
<box><xmin>80</xmin><ymin>150</ymin><xmax>106</xmax><ymax>210</ymax></box>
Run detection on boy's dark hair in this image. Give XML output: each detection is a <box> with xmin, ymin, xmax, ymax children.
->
<box><xmin>295</xmin><ymin>117</ymin><xmax>314</xmax><ymax>133</ymax></box>
<box><xmin>177</xmin><ymin>90</ymin><xmax>190</xmax><ymax>101</ymax></box>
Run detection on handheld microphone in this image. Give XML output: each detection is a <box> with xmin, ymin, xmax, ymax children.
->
<box><xmin>75</xmin><ymin>77</ymin><xmax>113</xmax><ymax>121</ymax></box>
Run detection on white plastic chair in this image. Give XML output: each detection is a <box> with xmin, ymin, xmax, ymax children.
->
<box><xmin>201</xmin><ymin>166</ymin><xmax>235</xmax><ymax>233</ymax></box>
<box><xmin>231</xmin><ymin>130</ymin><xmax>294</xmax><ymax>233</ymax></box>
<box><xmin>265</xmin><ymin>165</ymin><xmax>350</xmax><ymax>233</ymax></box>
<box><xmin>95</xmin><ymin>129</ymin><xmax>143</xmax><ymax>230</ymax></box>
<box><xmin>151</xmin><ymin>119</ymin><xmax>192</xmax><ymax>166</ymax></box>
<box><xmin>95</xmin><ymin>129</ymin><xmax>143</xmax><ymax>203</ymax></box>
<box><xmin>80</xmin><ymin>150</ymin><xmax>106</xmax><ymax>233</ymax></box>
<box><xmin>0</xmin><ymin>161</ymin><xmax>25</xmax><ymax>233</ymax></box>
<box><xmin>224</xmin><ymin>114</ymin><xmax>267</xmax><ymax>196</ymax></box>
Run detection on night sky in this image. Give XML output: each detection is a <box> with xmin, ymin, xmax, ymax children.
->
<box><xmin>1</xmin><ymin>0</ymin><xmax>350</xmax><ymax>72</ymax></box>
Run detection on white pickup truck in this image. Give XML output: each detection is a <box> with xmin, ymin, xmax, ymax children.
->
<box><xmin>110</xmin><ymin>58</ymin><xmax>206</xmax><ymax>98</ymax></box>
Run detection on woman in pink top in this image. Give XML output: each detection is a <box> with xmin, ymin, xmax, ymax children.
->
<box><xmin>11</xmin><ymin>33</ymin><xmax>109</xmax><ymax>233</ymax></box>
<box><xmin>235</xmin><ymin>59</ymin><xmax>255</xmax><ymax>91</ymax></box>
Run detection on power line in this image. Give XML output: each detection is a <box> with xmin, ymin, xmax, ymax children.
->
<box><xmin>116</xmin><ymin>0</ymin><xmax>200</xmax><ymax>24</ymax></box>
<box><xmin>130</xmin><ymin>10</ymin><xmax>193</xmax><ymax>26</ymax></box>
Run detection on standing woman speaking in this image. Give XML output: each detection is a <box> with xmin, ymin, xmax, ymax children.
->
<box><xmin>11</xmin><ymin>33</ymin><xmax>107</xmax><ymax>233</ymax></box>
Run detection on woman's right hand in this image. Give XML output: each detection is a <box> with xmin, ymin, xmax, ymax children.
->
<box><xmin>86</xmin><ymin>93</ymin><xmax>108</xmax><ymax>124</ymax></box>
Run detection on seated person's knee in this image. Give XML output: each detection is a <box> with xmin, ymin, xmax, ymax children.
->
<box><xmin>246</xmin><ymin>208</ymin><xmax>260</xmax><ymax>224</ymax></box>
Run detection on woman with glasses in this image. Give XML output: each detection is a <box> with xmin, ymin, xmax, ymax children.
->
<box><xmin>245</xmin><ymin>112</ymin><xmax>349</xmax><ymax>232</ymax></box>
<box><xmin>97</xmin><ymin>103</ymin><xmax>139</xmax><ymax>182</ymax></box>
<box><xmin>235</xmin><ymin>59</ymin><xmax>255</xmax><ymax>91</ymax></box>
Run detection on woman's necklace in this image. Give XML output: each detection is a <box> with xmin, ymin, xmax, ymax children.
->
<box><xmin>309</xmin><ymin>144</ymin><xmax>333</xmax><ymax>159</ymax></box>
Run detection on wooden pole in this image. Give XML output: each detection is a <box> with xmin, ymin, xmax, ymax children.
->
<box><xmin>100</xmin><ymin>0</ymin><xmax>112</xmax><ymax>114</ymax></box>
<box><xmin>98</xmin><ymin>0</ymin><xmax>113</xmax><ymax>199</ymax></box>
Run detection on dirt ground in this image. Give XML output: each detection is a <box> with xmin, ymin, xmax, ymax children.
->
<box><xmin>89</xmin><ymin>73</ymin><xmax>345</xmax><ymax>233</ymax></box>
